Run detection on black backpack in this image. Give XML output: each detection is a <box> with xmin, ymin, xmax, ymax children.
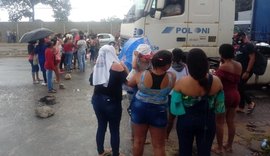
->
<box><xmin>253</xmin><ymin>46</ymin><xmax>268</xmax><ymax>75</ymax></box>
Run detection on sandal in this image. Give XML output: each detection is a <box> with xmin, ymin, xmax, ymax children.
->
<box><xmin>99</xmin><ymin>148</ymin><xmax>112</xmax><ymax>156</ymax></box>
<box><xmin>211</xmin><ymin>146</ymin><xmax>223</xmax><ymax>155</ymax></box>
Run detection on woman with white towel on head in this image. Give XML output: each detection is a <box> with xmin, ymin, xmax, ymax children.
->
<box><xmin>90</xmin><ymin>45</ymin><xmax>128</xmax><ymax>156</ymax></box>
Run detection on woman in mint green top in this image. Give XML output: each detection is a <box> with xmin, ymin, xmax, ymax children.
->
<box><xmin>170</xmin><ymin>48</ymin><xmax>225</xmax><ymax>156</ymax></box>
<box><xmin>171</xmin><ymin>89</ymin><xmax>225</xmax><ymax>115</ymax></box>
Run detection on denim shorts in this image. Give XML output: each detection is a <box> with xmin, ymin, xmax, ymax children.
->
<box><xmin>131</xmin><ymin>97</ymin><xmax>167</xmax><ymax>128</ymax></box>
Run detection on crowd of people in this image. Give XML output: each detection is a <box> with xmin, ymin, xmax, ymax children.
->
<box><xmin>28</xmin><ymin>29</ymin><xmax>256</xmax><ymax>156</ymax></box>
<box><xmin>27</xmin><ymin>31</ymin><xmax>104</xmax><ymax>93</ymax></box>
<box><xmin>90</xmin><ymin>32</ymin><xmax>256</xmax><ymax>156</ymax></box>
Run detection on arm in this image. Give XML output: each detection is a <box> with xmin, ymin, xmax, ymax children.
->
<box><xmin>167</xmin><ymin>71</ymin><xmax>176</xmax><ymax>89</ymax></box>
<box><xmin>132</xmin><ymin>51</ymin><xmax>139</xmax><ymax>70</ymax></box>
<box><xmin>242</xmin><ymin>51</ymin><xmax>255</xmax><ymax>80</ymax></box>
<box><xmin>213</xmin><ymin>76</ymin><xmax>225</xmax><ymax>114</ymax></box>
<box><xmin>127</xmin><ymin>72</ymin><xmax>139</xmax><ymax>88</ymax></box>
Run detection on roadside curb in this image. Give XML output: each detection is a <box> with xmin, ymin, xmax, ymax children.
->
<box><xmin>0</xmin><ymin>43</ymin><xmax>28</xmax><ymax>57</ymax></box>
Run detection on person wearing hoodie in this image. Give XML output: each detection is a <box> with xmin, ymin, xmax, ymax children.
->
<box><xmin>166</xmin><ymin>48</ymin><xmax>188</xmax><ymax>140</ymax></box>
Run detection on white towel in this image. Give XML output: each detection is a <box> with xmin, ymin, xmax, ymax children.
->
<box><xmin>93</xmin><ymin>45</ymin><xmax>120</xmax><ymax>87</ymax></box>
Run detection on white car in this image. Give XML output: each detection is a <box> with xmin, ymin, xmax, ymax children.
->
<box><xmin>97</xmin><ymin>33</ymin><xmax>115</xmax><ymax>47</ymax></box>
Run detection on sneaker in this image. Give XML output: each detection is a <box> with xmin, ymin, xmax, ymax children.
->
<box><xmin>41</xmin><ymin>82</ymin><xmax>47</xmax><ymax>86</ymax></box>
<box><xmin>48</xmin><ymin>89</ymin><xmax>57</xmax><ymax>93</ymax></box>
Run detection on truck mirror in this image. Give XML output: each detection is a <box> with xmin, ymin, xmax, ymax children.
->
<box><xmin>154</xmin><ymin>0</ymin><xmax>165</xmax><ymax>19</ymax></box>
<box><xmin>156</xmin><ymin>0</ymin><xmax>165</xmax><ymax>9</ymax></box>
<box><xmin>154</xmin><ymin>10</ymin><xmax>162</xmax><ymax>20</ymax></box>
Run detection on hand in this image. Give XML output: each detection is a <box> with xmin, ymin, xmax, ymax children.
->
<box><xmin>242</xmin><ymin>72</ymin><xmax>249</xmax><ymax>80</ymax></box>
<box><xmin>120</xmin><ymin>61</ymin><xmax>125</xmax><ymax>67</ymax></box>
<box><xmin>134</xmin><ymin>51</ymin><xmax>138</xmax><ymax>57</ymax></box>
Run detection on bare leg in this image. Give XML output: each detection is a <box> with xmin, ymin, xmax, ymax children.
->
<box><xmin>166</xmin><ymin>112</ymin><xmax>176</xmax><ymax>140</ymax></box>
<box><xmin>54</xmin><ymin>63</ymin><xmax>60</xmax><ymax>83</ymax></box>
<box><xmin>225</xmin><ymin>108</ymin><xmax>236</xmax><ymax>152</ymax></box>
<box><xmin>149</xmin><ymin>126</ymin><xmax>166</xmax><ymax>156</ymax></box>
<box><xmin>133</xmin><ymin>124</ymin><xmax>148</xmax><ymax>156</ymax></box>
<box><xmin>32</xmin><ymin>73</ymin><xmax>36</xmax><ymax>82</ymax></box>
<box><xmin>35</xmin><ymin>72</ymin><xmax>41</xmax><ymax>81</ymax></box>
<box><xmin>214</xmin><ymin>113</ymin><xmax>225</xmax><ymax>153</ymax></box>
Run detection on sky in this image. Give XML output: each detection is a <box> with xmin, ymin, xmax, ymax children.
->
<box><xmin>0</xmin><ymin>0</ymin><xmax>133</xmax><ymax>22</ymax></box>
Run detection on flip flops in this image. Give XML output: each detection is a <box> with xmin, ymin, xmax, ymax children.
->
<box><xmin>99</xmin><ymin>148</ymin><xmax>112</xmax><ymax>156</ymax></box>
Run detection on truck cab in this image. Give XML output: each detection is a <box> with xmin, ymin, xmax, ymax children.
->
<box><xmin>121</xmin><ymin>0</ymin><xmax>270</xmax><ymax>85</ymax></box>
<box><xmin>121</xmin><ymin>0</ymin><xmax>235</xmax><ymax>58</ymax></box>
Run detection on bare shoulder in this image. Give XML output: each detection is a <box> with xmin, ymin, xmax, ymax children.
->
<box><xmin>218</xmin><ymin>63</ymin><xmax>228</xmax><ymax>71</ymax></box>
<box><xmin>233</xmin><ymin>60</ymin><xmax>242</xmax><ymax>73</ymax></box>
<box><xmin>211</xmin><ymin>75</ymin><xmax>223</xmax><ymax>92</ymax></box>
<box><xmin>174</xmin><ymin>76</ymin><xmax>188</xmax><ymax>92</ymax></box>
<box><xmin>111</xmin><ymin>62</ymin><xmax>124</xmax><ymax>72</ymax></box>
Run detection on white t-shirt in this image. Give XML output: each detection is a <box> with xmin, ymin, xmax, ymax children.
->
<box><xmin>168</xmin><ymin>64</ymin><xmax>188</xmax><ymax>94</ymax></box>
<box><xmin>77</xmin><ymin>40</ymin><xmax>87</xmax><ymax>52</ymax></box>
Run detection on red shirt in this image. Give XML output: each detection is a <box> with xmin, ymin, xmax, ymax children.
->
<box><xmin>45</xmin><ymin>48</ymin><xmax>55</xmax><ymax>70</ymax></box>
<box><xmin>63</xmin><ymin>42</ymin><xmax>73</xmax><ymax>53</ymax></box>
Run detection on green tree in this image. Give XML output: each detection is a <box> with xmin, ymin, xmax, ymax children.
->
<box><xmin>0</xmin><ymin>0</ymin><xmax>71</xmax><ymax>22</ymax></box>
<box><xmin>43</xmin><ymin>0</ymin><xmax>71</xmax><ymax>22</ymax></box>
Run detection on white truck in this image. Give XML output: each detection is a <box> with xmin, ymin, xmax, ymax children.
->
<box><xmin>120</xmin><ymin>0</ymin><xmax>270</xmax><ymax>85</ymax></box>
<box><xmin>121</xmin><ymin>0</ymin><xmax>235</xmax><ymax>57</ymax></box>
